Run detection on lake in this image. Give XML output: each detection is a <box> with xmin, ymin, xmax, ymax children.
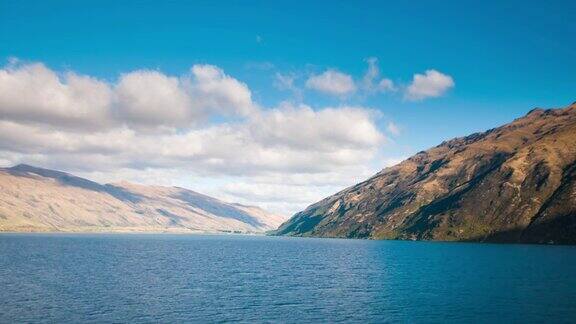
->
<box><xmin>0</xmin><ymin>234</ymin><xmax>575</xmax><ymax>323</ymax></box>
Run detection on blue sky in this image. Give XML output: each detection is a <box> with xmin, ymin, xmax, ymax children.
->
<box><xmin>0</xmin><ymin>0</ymin><xmax>575</xmax><ymax>214</ymax></box>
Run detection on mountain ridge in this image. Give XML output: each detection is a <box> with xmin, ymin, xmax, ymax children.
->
<box><xmin>275</xmin><ymin>103</ymin><xmax>576</xmax><ymax>244</ymax></box>
<box><xmin>0</xmin><ymin>164</ymin><xmax>286</xmax><ymax>233</ymax></box>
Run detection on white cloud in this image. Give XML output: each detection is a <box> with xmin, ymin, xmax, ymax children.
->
<box><xmin>386</xmin><ymin>121</ymin><xmax>401</xmax><ymax>136</ymax></box>
<box><xmin>405</xmin><ymin>69</ymin><xmax>454</xmax><ymax>101</ymax></box>
<box><xmin>249</xmin><ymin>103</ymin><xmax>384</xmax><ymax>152</ymax></box>
<box><xmin>0</xmin><ymin>60</ymin><xmax>399</xmax><ymax>216</ymax></box>
<box><xmin>0</xmin><ymin>62</ymin><xmax>257</xmax><ymax>132</ymax></box>
<box><xmin>362</xmin><ymin>57</ymin><xmax>395</xmax><ymax>93</ymax></box>
<box><xmin>189</xmin><ymin>64</ymin><xmax>256</xmax><ymax>117</ymax></box>
<box><xmin>0</xmin><ymin>104</ymin><xmax>386</xmax><ymax>215</ymax></box>
<box><xmin>0</xmin><ymin>62</ymin><xmax>114</xmax><ymax>130</ymax></box>
<box><xmin>378</xmin><ymin>79</ymin><xmax>395</xmax><ymax>92</ymax></box>
<box><xmin>305</xmin><ymin>69</ymin><xmax>356</xmax><ymax>96</ymax></box>
<box><xmin>115</xmin><ymin>70</ymin><xmax>195</xmax><ymax>128</ymax></box>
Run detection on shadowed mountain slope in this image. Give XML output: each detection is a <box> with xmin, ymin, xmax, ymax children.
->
<box><xmin>0</xmin><ymin>165</ymin><xmax>286</xmax><ymax>233</ymax></box>
<box><xmin>276</xmin><ymin>103</ymin><xmax>576</xmax><ymax>244</ymax></box>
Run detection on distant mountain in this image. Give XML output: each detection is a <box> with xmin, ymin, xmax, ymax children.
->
<box><xmin>276</xmin><ymin>103</ymin><xmax>576</xmax><ymax>244</ymax></box>
<box><xmin>0</xmin><ymin>164</ymin><xmax>286</xmax><ymax>233</ymax></box>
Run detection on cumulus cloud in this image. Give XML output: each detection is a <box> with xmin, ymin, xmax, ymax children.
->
<box><xmin>305</xmin><ymin>69</ymin><xmax>356</xmax><ymax>96</ymax></box>
<box><xmin>0</xmin><ymin>61</ymin><xmax>257</xmax><ymax>132</ymax></box>
<box><xmin>0</xmin><ymin>105</ymin><xmax>386</xmax><ymax>215</ymax></box>
<box><xmin>0</xmin><ymin>62</ymin><xmax>113</xmax><ymax>130</ymax></box>
<box><xmin>249</xmin><ymin>103</ymin><xmax>384</xmax><ymax>152</ymax></box>
<box><xmin>362</xmin><ymin>57</ymin><xmax>395</xmax><ymax>93</ymax></box>
<box><xmin>115</xmin><ymin>70</ymin><xmax>195</xmax><ymax>128</ymax></box>
<box><xmin>0</xmin><ymin>60</ymin><xmax>399</xmax><ymax>216</ymax></box>
<box><xmin>405</xmin><ymin>69</ymin><xmax>454</xmax><ymax>101</ymax></box>
<box><xmin>1</xmin><ymin>104</ymin><xmax>383</xmax><ymax>171</ymax></box>
<box><xmin>276</xmin><ymin>58</ymin><xmax>399</xmax><ymax>101</ymax></box>
<box><xmin>189</xmin><ymin>64</ymin><xmax>256</xmax><ymax>117</ymax></box>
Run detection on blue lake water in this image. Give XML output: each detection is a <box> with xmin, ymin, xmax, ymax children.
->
<box><xmin>0</xmin><ymin>234</ymin><xmax>575</xmax><ymax>323</ymax></box>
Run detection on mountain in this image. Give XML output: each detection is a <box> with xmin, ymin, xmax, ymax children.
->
<box><xmin>0</xmin><ymin>164</ymin><xmax>286</xmax><ymax>233</ymax></box>
<box><xmin>276</xmin><ymin>103</ymin><xmax>576</xmax><ymax>244</ymax></box>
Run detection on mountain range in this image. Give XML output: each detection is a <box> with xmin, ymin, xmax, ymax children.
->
<box><xmin>0</xmin><ymin>164</ymin><xmax>286</xmax><ymax>233</ymax></box>
<box><xmin>276</xmin><ymin>103</ymin><xmax>576</xmax><ymax>244</ymax></box>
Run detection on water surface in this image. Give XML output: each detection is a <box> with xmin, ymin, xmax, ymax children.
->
<box><xmin>1</xmin><ymin>234</ymin><xmax>575</xmax><ymax>323</ymax></box>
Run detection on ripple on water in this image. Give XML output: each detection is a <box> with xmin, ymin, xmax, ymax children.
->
<box><xmin>0</xmin><ymin>234</ymin><xmax>575</xmax><ymax>323</ymax></box>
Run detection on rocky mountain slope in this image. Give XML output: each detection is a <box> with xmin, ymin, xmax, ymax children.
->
<box><xmin>276</xmin><ymin>103</ymin><xmax>576</xmax><ymax>244</ymax></box>
<box><xmin>0</xmin><ymin>164</ymin><xmax>286</xmax><ymax>233</ymax></box>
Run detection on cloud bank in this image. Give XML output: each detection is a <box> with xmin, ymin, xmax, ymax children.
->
<box><xmin>0</xmin><ymin>60</ymin><xmax>392</xmax><ymax>215</ymax></box>
<box><xmin>0</xmin><ymin>62</ymin><xmax>257</xmax><ymax>131</ymax></box>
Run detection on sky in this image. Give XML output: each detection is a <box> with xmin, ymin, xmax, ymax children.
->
<box><xmin>0</xmin><ymin>0</ymin><xmax>575</xmax><ymax>215</ymax></box>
